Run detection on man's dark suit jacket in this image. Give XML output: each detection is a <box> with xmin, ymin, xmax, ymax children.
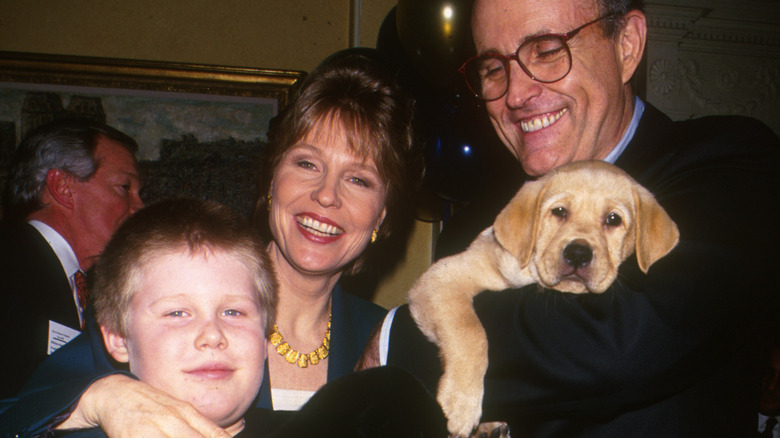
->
<box><xmin>0</xmin><ymin>221</ymin><xmax>80</xmax><ymax>398</ymax></box>
<box><xmin>387</xmin><ymin>103</ymin><xmax>780</xmax><ymax>437</ymax></box>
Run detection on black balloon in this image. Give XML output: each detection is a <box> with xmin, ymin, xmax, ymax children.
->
<box><xmin>377</xmin><ymin>4</ymin><xmax>512</xmax><ymax>211</ymax></box>
<box><xmin>396</xmin><ymin>0</ymin><xmax>475</xmax><ymax>96</ymax></box>
<box><xmin>376</xmin><ymin>7</ymin><xmax>407</xmax><ymax>73</ymax></box>
<box><xmin>420</xmin><ymin>95</ymin><xmax>487</xmax><ymax>203</ymax></box>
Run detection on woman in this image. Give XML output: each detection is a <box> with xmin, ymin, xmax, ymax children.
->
<box><xmin>254</xmin><ymin>47</ymin><xmax>422</xmax><ymax>410</ymax></box>
<box><xmin>0</xmin><ymin>49</ymin><xmax>424</xmax><ymax>436</ymax></box>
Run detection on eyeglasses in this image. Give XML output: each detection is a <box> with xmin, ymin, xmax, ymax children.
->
<box><xmin>459</xmin><ymin>13</ymin><xmax>618</xmax><ymax>101</ymax></box>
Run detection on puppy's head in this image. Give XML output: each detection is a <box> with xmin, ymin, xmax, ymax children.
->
<box><xmin>494</xmin><ymin>160</ymin><xmax>679</xmax><ymax>293</ymax></box>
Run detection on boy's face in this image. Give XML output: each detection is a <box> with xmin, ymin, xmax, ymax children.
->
<box><xmin>102</xmin><ymin>248</ymin><xmax>266</xmax><ymax>431</ymax></box>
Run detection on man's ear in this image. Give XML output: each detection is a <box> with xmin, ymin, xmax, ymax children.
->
<box><xmin>100</xmin><ymin>325</ymin><xmax>130</xmax><ymax>363</ymax></box>
<box><xmin>45</xmin><ymin>169</ymin><xmax>76</xmax><ymax>209</ymax></box>
<box><xmin>617</xmin><ymin>10</ymin><xmax>647</xmax><ymax>85</ymax></box>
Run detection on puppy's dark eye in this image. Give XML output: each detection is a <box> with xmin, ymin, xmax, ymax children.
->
<box><xmin>605</xmin><ymin>212</ymin><xmax>622</xmax><ymax>227</ymax></box>
<box><xmin>551</xmin><ymin>207</ymin><xmax>567</xmax><ymax>219</ymax></box>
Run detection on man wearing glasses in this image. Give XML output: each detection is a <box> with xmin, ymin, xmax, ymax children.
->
<box><xmin>379</xmin><ymin>0</ymin><xmax>780</xmax><ymax>436</ymax></box>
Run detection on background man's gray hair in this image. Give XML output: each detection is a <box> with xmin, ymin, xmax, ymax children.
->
<box><xmin>5</xmin><ymin>118</ymin><xmax>138</xmax><ymax>219</ymax></box>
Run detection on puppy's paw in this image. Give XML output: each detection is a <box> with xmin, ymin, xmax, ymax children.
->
<box><xmin>438</xmin><ymin>372</ymin><xmax>484</xmax><ymax>437</ymax></box>
<box><xmin>468</xmin><ymin>422</ymin><xmax>510</xmax><ymax>438</ymax></box>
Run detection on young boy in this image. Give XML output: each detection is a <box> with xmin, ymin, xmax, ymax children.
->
<box><xmin>58</xmin><ymin>198</ymin><xmax>277</xmax><ymax>436</ymax></box>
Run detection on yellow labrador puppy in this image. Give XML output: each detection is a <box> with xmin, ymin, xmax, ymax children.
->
<box><xmin>408</xmin><ymin>160</ymin><xmax>680</xmax><ymax>437</ymax></box>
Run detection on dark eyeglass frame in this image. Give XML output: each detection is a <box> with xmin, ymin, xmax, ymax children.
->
<box><xmin>459</xmin><ymin>13</ymin><xmax>619</xmax><ymax>101</ymax></box>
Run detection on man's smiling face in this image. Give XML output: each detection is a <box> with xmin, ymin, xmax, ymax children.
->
<box><xmin>473</xmin><ymin>0</ymin><xmax>641</xmax><ymax>176</ymax></box>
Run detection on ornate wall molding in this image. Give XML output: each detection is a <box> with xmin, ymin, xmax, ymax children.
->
<box><xmin>647</xmin><ymin>4</ymin><xmax>780</xmax><ymax>57</ymax></box>
<box><xmin>644</xmin><ymin>1</ymin><xmax>780</xmax><ymax>134</ymax></box>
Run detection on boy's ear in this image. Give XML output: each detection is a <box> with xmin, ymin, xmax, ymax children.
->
<box><xmin>100</xmin><ymin>325</ymin><xmax>130</xmax><ymax>363</ymax></box>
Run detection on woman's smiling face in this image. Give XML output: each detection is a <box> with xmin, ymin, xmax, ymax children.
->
<box><xmin>267</xmin><ymin>118</ymin><xmax>387</xmax><ymax>278</ymax></box>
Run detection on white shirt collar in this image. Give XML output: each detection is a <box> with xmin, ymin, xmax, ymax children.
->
<box><xmin>602</xmin><ymin>96</ymin><xmax>645</xmax><ymax>164</ymax></box>
<box><xmin>759</xmin><ymin>413</ymin><xmax>779</xmax><ymax>436</ymax></box>
<box><xmin>27</xmin><ymin>220</ymin><xmax>80</xmax><ymax>279</ymax></box>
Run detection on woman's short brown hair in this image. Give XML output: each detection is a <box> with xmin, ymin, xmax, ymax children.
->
<box><xmin>254</xmin><ymin>49</ymin><xmax>424</xmax><ymax>275</ymax></box>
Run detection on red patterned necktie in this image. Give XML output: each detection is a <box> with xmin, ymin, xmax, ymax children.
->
<box><xmin>74</xmin><ymin>270</ymin><xmax>89</xmax><ymax>311</ymax></box>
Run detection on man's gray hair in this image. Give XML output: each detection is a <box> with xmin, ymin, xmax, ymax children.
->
<box><xmin>5</xmin><ymin>118</ymin><xmax>138</xmax><ymax>219</ymax></box>
<box><xmin>597</xmin><ymin>0</ymin><xmax>645</xmax><ymax>38</ymax></box>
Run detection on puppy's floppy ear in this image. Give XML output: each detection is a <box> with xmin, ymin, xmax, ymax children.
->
<box><xmin>494</xmin><ymin>178</ymin><xmax>548</xmax><ymax>267</ymax></box>
<box><xmin>633</xmin><ymin>185</ymin><xmax>680</xmax><ymax>273</ymax></box>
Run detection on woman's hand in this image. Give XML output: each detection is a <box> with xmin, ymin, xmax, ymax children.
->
<box><xmin>354</xmin><ymin>322</ymin><xmax>382</xmax><ymax>371</ymax></box>
<box><xmin>57</xmin><ymin>374</ymin><xmax>231</xmax><ymax>438</ymax></box>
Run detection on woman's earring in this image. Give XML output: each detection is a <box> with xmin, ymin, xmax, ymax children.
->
<box><xmin>371</xmin><ymin>229</ymin><xmax>378</xmax><ymax>244</ymax></box>
<box><xmin>266</xmin><ymin>195</ymin><xmax>272</xmax><ymax>211</ymax></box>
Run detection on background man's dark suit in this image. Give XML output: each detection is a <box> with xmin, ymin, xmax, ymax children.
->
<box><xmin>387</xmin><ymin>103</ymin><xmax>780</xmax><ymax>437</ymax></box>
<box><xmin>0</xmin><ymin>221</ymin><xmax>80</xmax><ymax>398</ymax></box>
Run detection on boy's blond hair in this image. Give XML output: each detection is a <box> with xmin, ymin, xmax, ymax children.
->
<box><xmin>93</xmin><ymin>198</ymin><xmax>276</xmax><ymax>336</ymax></box>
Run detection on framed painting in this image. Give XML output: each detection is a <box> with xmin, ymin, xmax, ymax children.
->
<box><xmin>0</xmin><ymin>51</ymin><xmax>306</xmax><ymax>219</ymax></box>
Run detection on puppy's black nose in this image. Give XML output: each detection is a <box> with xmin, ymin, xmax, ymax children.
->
<box><xmin>564</xmin><ymin>243</ymin><xmax>592</xmax><ymax>268</ymax></box>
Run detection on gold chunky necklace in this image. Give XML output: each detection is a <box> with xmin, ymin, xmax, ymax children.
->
<box><xmin>269</xmin><ymin>314</ymin><xmax>331</xmax><ymax>368</ymax></box>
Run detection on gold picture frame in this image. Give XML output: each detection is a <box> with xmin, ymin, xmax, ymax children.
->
<box><xmin>0</xmin><ymin>51</ymin><xmax>307</xmax><ymax>219</ymax></box>
<box><xmin>0</xmin><ymin>50</ymin><xmax>305</xmax><ymax>108</ymax></box>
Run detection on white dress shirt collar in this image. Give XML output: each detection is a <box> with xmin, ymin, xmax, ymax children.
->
<box><xmin>759</xmin><ymin>413</ymin><xmax>780</xmax><ymax>438</ymax></box>
<box><xmin>27</xmin><ymin>220</ymin><xmax>81</xmax><ymax>281</ymax></box>
<box><xmin>602</xmin><ymin>96</ymin><xmax>645</xmax><ymax>164</ymax></box>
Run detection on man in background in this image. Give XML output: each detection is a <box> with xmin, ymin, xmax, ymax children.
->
<box><xmin>0</xmin><ymin>118</ymin><xmax>142</xmax><ymax>397</ymax></box>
